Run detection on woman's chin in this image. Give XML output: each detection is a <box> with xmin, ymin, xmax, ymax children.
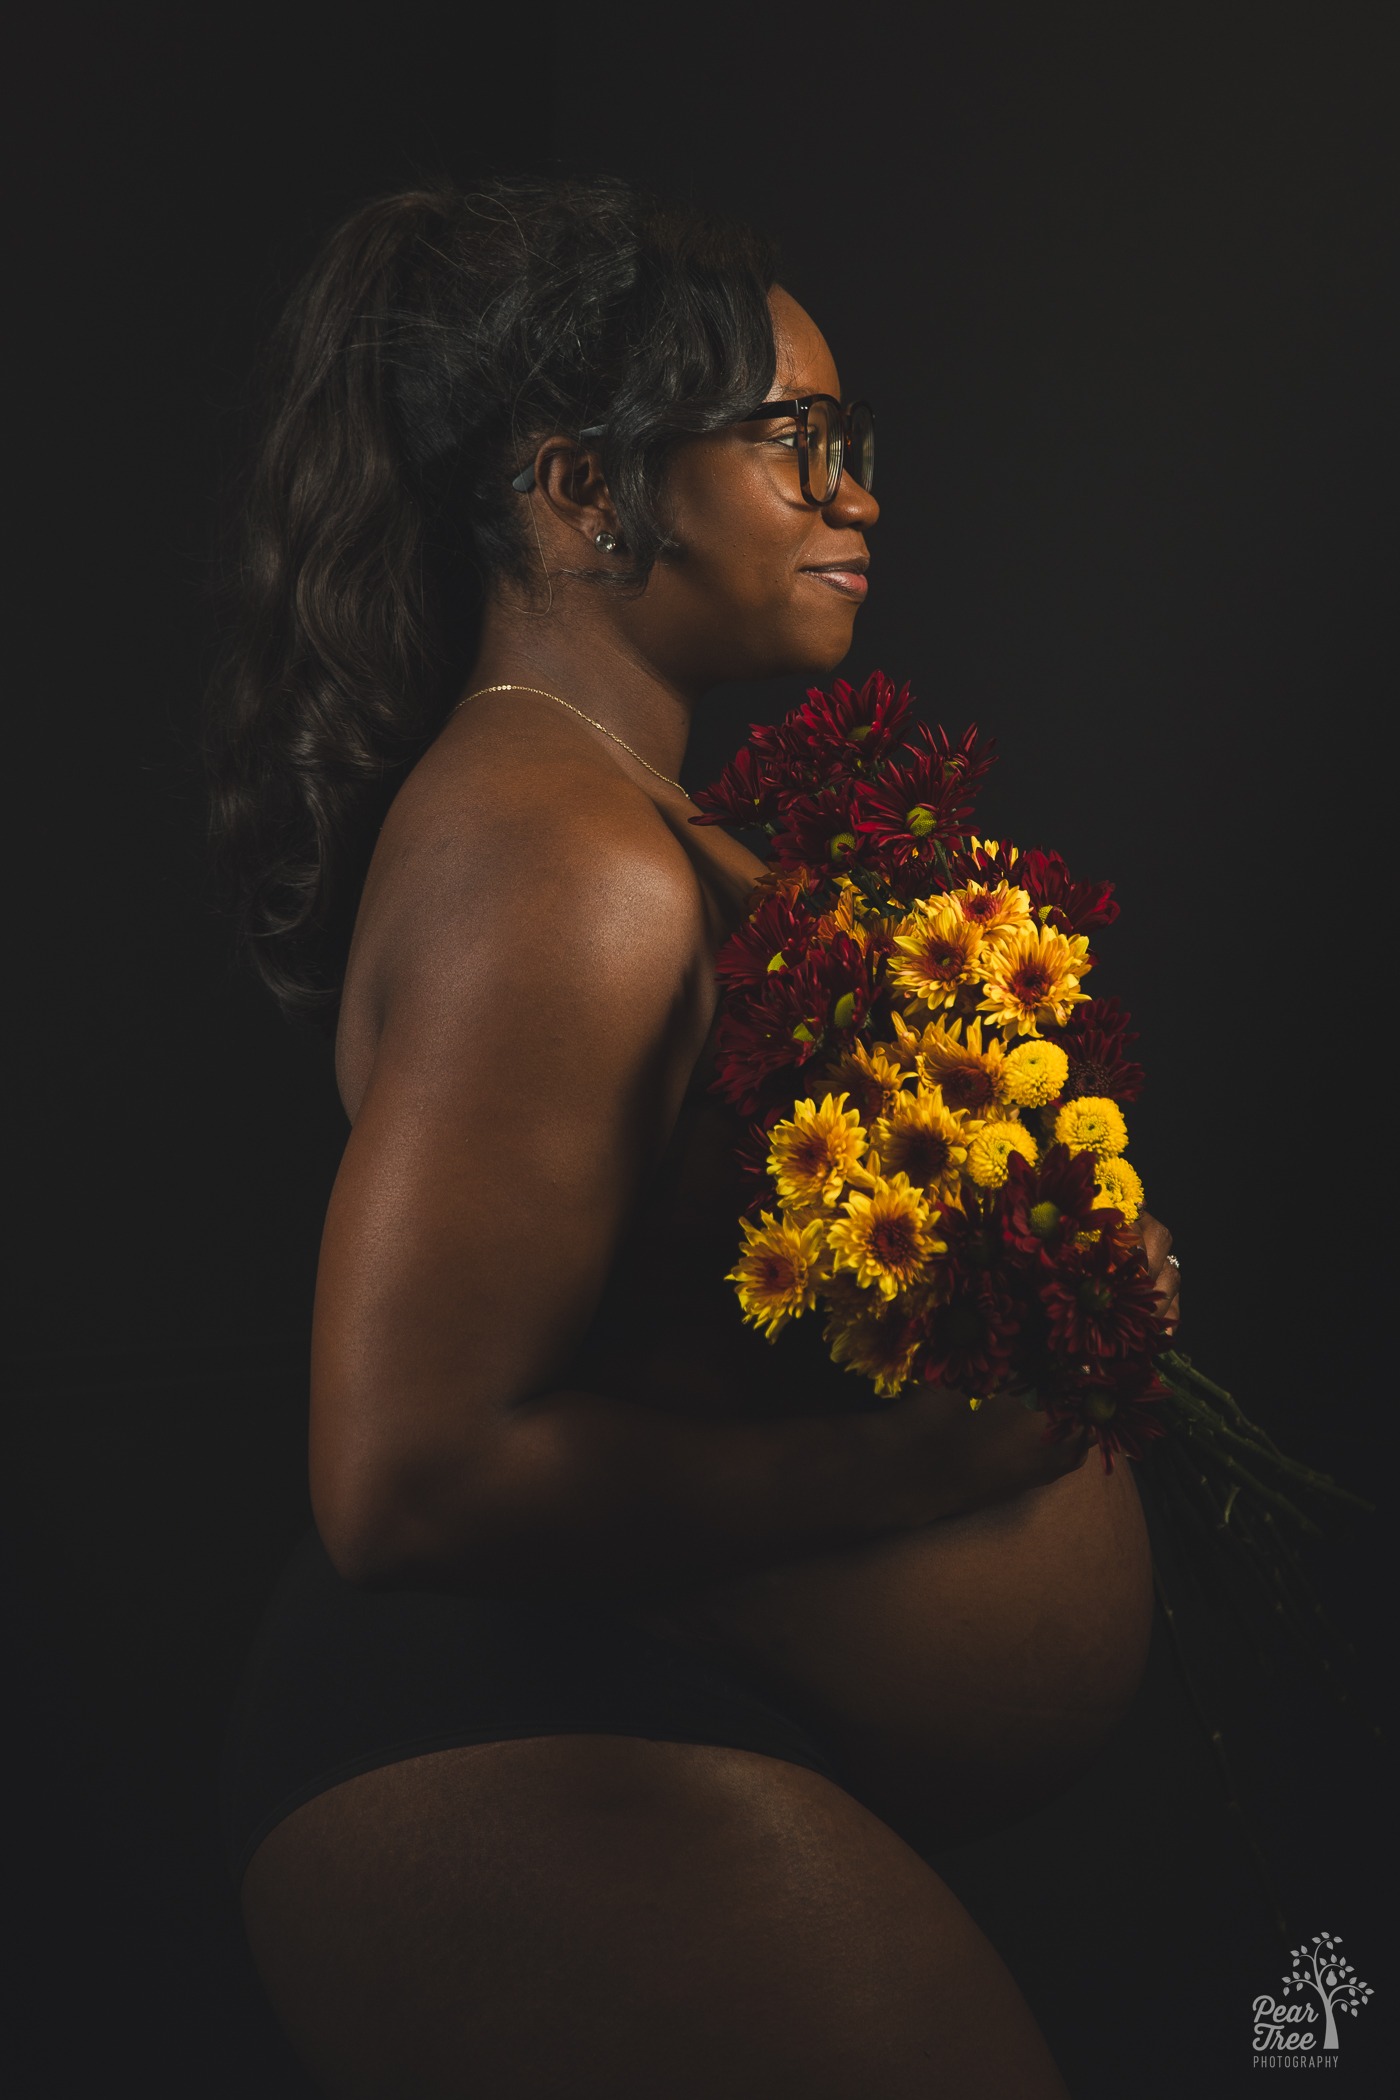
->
<box><xmin>780</xmin><ymin>627</ymin><xmax>863</xmax><ymax>681</ymax></box>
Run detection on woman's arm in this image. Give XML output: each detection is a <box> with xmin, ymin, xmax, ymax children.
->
<box><xmin>327</xmin><ymin>1369</ymin><xmax>1084</xmax><ymax>1600</ymax></box>
<box><xmin>310</xmin><ymin>777</ymin><xmax>1085</xmax><ymax>1597</ymax></box>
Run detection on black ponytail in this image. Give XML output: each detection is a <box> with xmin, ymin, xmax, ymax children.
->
<box><xmin>203</xmin><ymin>175</ymin><xmax>779</xmax><ymax>1022</ymax></box>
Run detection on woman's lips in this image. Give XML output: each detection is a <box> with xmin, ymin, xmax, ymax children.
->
<box><xmin>802</xmin><ymin>565</ymin><xmax>869</xmax><ymax>600</ymax></box>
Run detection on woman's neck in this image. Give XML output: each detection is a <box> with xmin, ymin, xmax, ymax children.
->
<box><xmin>467</xmin><ymin>594</ymin><xmax>697</xmax><ymax>788</ymax></box>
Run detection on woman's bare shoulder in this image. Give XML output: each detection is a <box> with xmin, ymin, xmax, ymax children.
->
<box><xmin>370</xmin><ymin>702</ymin><xmax>772</xmax><ymax>938</ymax></box>
<box><xmin>379</xmin><ymin>726</ymin><xmax>699</xmax><ymax>913</ymax></box>
<box><xmin>336</xmin><ymin>729</ymin><xmax>710</xmax><ymax>1113</ymax></box>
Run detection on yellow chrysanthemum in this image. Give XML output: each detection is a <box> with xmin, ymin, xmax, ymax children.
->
<box><xmin>1053</xmin><ymin>1095</ymin><xmax>1129</xmax><ymax>1158</ymax></box>
<box><xmin>949</xmin><ymin>880</ymin><xmax>1034</xmax><ymax>948</ymax></box>
<box><xmin>767</xmin><ymin>1093</ymin><xmax>868</xmax><ymax>1214</ymax></box>
<box><xmin>884</xmin><ymin>1009</ymin><xmax>925</xmax><ymax>1071</ymax></box>
<box><xmin>727</xmin><ymin>1212</ymin><xmax>828</xmax><ymax>1340</ymax></box>
<box><xmin>977</xmin><ymin>923</ymin><xmax>1091</xmax><ymax>1036</ymax></box>
<box><xmin>823</xmin><ymin>1285</ymin><xmax>928</xmax><ymax>1398</ymax></box>
<box><xmin>887</xmin><ymin>896</ymin><xmax>983</xmax><ymax>1011</ymax></box>
<box><xmin>1092</xmin><ymin>1155</ymin><xmax>1145</xmax><ymax>1223</ymax></box>
<box><xmin>820</xmin><ymin>1042</ymin><xmax>911</xmax><ymax>1125</ymax></box>
<box><xmin>910</xmin><ymin>1015</ymin><xmax>1006</xmax><ymax>1116</ymax></box>
<box><xmin>815</xmin><ymin>876</ymin><xmax>873</xmax><ymax>948</ymax></box>
<box><xmin>870</xmin><ymin>1088</ymin><xmax>976</xmax><ymax>1206</ymax></box>
<box><xmin>999</xmin><ymin>1038</ymin><xmax>1071</xmax><ymax>1109</ymax></box>
<box><xmin>964</xmin><ymin>1119</ymin><xmax>1039</xmax><ymax>1189</ymax></box>
<box><xmin>967</xmin><ymin>837</ymin><xmax>1018</xmax><ymax>868</ymax></box>
<box><xmin>826</xmin><ymin>1172</ymin><xmax>944</xmax><ymax>1301</ymax></box>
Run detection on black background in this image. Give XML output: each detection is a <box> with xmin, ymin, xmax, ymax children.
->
<box><xmin>7</xmin><ymin>3</ymin><xmax>1393</xmax><ymax>2092</ymax></box>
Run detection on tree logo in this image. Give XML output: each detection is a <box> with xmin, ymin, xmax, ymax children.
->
<box><xmin>1252</xmin><ymin>1931</ymin><xmax>1374</xmax><ymax>2068</ymax></box>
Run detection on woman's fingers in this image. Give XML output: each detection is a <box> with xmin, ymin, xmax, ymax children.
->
<box><xmin>1157</xmin><ymin>1277</ymin><xmax>1181</xmax><ymax>1337</ymax></box>
<box><xmin>1138</xmin><ymin>1209</ymin><xmax>1172</xmax><ymax>1281</ymax></box>
<box><xmin>1136</xmin><ymin>1208</ymin><xmax>1180</xmax><ymax>1337</ymax></box>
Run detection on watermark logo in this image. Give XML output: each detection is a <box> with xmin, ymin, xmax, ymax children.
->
<box><xmin>1252</xmin><ymin>1931</ymin><xmax>1374</xmax><ymax>2069</ymax></box>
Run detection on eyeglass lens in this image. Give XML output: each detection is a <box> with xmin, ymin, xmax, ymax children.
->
<box><xmin>806</xmin><ymin>399</ymin><xmax>837</xmax><ymax>503</ymax></box>
<box><xmin>847</xmin><ymin>402</ymin><xmax>875</xmax><ymax>496</ymax></box>
<box><xmin>806</xmin><ymin>400</ymin><xmax>875</xmax><ymax>503</ymax></box>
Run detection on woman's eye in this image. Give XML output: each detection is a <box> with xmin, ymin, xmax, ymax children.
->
<box><xmin>767</xmin><ymin>428</ymin><xmax>800</xmax><ymax>449</ymax></box>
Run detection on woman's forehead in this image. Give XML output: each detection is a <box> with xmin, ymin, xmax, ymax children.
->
<box><xmin>767</xmin><ymin>285</ymin><xmax>840</xmax><ymax>398</ymax></box>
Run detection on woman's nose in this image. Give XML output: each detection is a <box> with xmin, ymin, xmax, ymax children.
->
<box><xmin>824</xmin><ymin>473</ymin><xmax>879</xmax><ymax>529</ymax></box>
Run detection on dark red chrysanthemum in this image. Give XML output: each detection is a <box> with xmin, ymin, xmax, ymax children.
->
<box><xmin>851</xmin><ymin>724</ymin><xmax>998</xmax><ymax>888</ymax></box>
<box><xmin>1060</xmin><ymin>995</ymin><xmax>1136</xmax><ymax>1049</ymax></box>
<box><xmin>688</xmin><ymin>745</ymin><xmax>787</xmax><ymax>830</ymax></box>
<box><xmin>1015</xmin><ymin>848</ymin><xmax>1120</xmax><ymax>940</ymax></box>
<box><xmin>914</xmin><ymin>1198</ymin><xmax>1025</xmax><ymax>1391</ymax></box>
<box><xmin>713</xmin><ymin>890</ymin><xmax>817</xmax><ymax>993</ymax></box>
<box><xmin>1045</xmin><ymin>997</ymin><xmax>1146</xmax><ymax>1105</ymax></box>
<box><xmin>768</xmin><ymin>783</ymin><xmax>866</xmax><ymax>871</ymax></box>
<box><xmin>937</xmin><ymin>1190</ymin><xmax>1006</xmax><ymax>1279</ymax></box>
<box><xmin>916</xmin><ymin>1276</ymin><xmax>1024</xmax><ymax>1394</ymax></box>
<box><xmin>1037</xmin><ymin>1355</ymin><xmax>1170</xmax><ymax>1470</ymax></box>
<box><xmin>999</xmin><ymin>1145</ymin><xmax>1106</xmax><ymax>1258</ymax></box>
<box><xmin>945</xmin><ymin>837</ymin><xmax>1023</xmax><ymax>890</ymax></box>
<box><xmin>744</xmin><ymin>712</ymin><xmax>809</xmax><ymax>770</ymax></box>
<box><xmin>709</xmin><ymin>999</ymin><xmax>822</xmax><ymax>1117</ymax></box>
<box><xmin>735</xmin><ymin>1105</ymin><xmax>787</xmax><ymax>1215</ymax></box>
<box><xmin>780</xmin><ymin>671</ymin><xmax>917</xmax><ymax>775</ymax></box>
<box><xmin>709</xmin><ymin>933</ymin><xmax>874</xmax><ymax>1115</ymax></box>
<box><xmin>1038</xmin><ymin>1222</ymin><xmax>1170</xmax><ymax>1362</ymax></box>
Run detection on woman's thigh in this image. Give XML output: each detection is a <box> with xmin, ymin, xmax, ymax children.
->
<box><xmin>241</xmin><ymin>1733</ymin><xmax>1069</xmax><ymax>2100</ymax></box>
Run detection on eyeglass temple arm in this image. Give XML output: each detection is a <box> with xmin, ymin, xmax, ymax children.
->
<box><xmin>510</xmin><ymin>425</ymin><xmax>608</xmax><ymax>494</ymax></box>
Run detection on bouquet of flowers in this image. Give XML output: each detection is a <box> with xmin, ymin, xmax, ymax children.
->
<box><xmin>689</xmin><ymin>672</ymin><xmax>1372</xmax><ymax>1697</ymax></box>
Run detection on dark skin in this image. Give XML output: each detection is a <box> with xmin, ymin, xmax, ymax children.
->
<box><xmin>246</xmin><ymin>286</ymin><xmax>1180</xmax><ymax>2098</ymax></box>
<box><xmin>318</xmin><ymin>286</ymin><xmax>1176</xmax><ymax>1585</ymax></box>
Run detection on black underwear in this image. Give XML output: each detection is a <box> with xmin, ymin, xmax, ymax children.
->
<box><xmin>219</xmin><ymin>1527</ymin><xmax>850</xmax><ymax>1886</ymax></box>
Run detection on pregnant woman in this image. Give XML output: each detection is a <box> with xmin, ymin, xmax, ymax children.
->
<box><xmin>210</xmin><ymin>174</ymin><xmax>1179</xmax><ymax>2097</ymax></box>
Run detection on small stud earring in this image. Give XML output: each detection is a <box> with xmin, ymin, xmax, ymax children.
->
<box><xmin>594</xmin><ymin>531</ymin><xmax>619</xmax><ymax>553</ymax></box>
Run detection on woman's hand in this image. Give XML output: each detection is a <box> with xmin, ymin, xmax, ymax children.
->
<box><xmin>1137</xmin><ymin>1209</ymin><xmax>1181</xmax><ymax>1337</ymax></box>
<box><xmin>881</xmin><ymin>1376</ymin><xmax>1094</xmax><ymax>1524</ymax></box>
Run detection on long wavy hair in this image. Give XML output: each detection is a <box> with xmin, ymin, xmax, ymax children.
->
<box><xmin>203</xmin><ymin>174</ymin><xmax>779</xmax><ymax>1022</ymax></box>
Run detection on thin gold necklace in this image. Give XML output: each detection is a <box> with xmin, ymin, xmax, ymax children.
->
<box><xmin>451</xmin><ymin>682</ymin><xmax>693</xmax><ymax>799</ymax></box>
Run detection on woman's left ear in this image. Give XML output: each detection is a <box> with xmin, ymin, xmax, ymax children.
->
<box><xmin>533</xmin><ymin>437</ymin><xmax>618</xmax><ymax>550</ymax></box>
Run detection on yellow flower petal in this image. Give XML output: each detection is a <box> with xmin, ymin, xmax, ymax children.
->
<box><xmin>964</xmin><ymin>1119</ymin><xmax>1039</xmax><ymax>1188</ymax></box>
<box><xmin>1000</xmin><ymin>1038</ymin><xmax>1070</xmax><ymax>1109</ymax></box>
<box><xmin>727</xmin><ymin>1211</ymin><xmax>827</xmax><ymax>1339</ymax></box>
<box><xmin>1053</xmin><ymin>1095</ymin><xmax>1129</xmax><ymax>1158</ymax></box>
<box><xmin>1092</xmin><ymin>1155</ymin><xmax>1145</xmax><ymax>1222</ymax></box>
<box><xmin>826</xmin><ymin>1172</ymin><xmax>945</xmax><ymax>1301</ymax></box>
<box><xmin>767</xmin><ymin>1092</ymin><xmax>869</xmax><ymax>1214</ymax></box>
<box><xmin>870</xmin><ymin>1087</ymin><xmax>977</xmax><ymax>1206</ymax></box>
<box><xmin>888</xmin><ymin>896</ymin><xmax>983</xmax><ymax>1011</ymax></box>
<box><xmin>977</xmin><ymin>923</ymin><xmax>1091</xmax><ymax>1036</ymax></box>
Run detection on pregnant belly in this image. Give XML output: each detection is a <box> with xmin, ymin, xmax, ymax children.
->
<box><xmin>655</xmin><ymin>1454</ymin><xmax>1155</xmax><ymax>1852</ymax></box>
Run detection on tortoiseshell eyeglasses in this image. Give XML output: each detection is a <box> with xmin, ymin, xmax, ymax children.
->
<box><xmin>740</xmin><ymin>395</ymin><xmax>876</xmax><ymax>506</ymax></box>
<box><xmin>509</xmin><ymin>397</ymin><xmax>875</xmax><ymax>508</ymax></box>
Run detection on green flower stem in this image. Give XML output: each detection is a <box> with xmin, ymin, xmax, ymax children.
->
<box><xmin>1168</xmin><ymin>1401</ymin><xmax>1327</xmax><ymax>1487</ymax></box>
<box><xmin>1169</xmin><ymin>1420</ymin><xmax>1372</xmax><ymax>1528</ymax></box>
<box><xmin>1154</xmin><ymin>1363</ymin><xmax>1375</xmax><ymax>1515</ymax></box>
<box><xmin>1141</xmin><ymin>1359</ymin><xmax>1381</xmax><ymax>1740</ymax></box>
<box><xmin>1156</xmin><ymin>1442</ymin><xmax>1300</xmax><ymax>1640</ymax></box>
<box><xmin>1158</xmin><ymin>1425</ymin><xmax>1324</xmax><ymax>1538</ymax></box>
<box><xmin>1158</xmin><ymin>1350</ymin><xmax>1287</xmax><ymax>1449</ymax></box>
